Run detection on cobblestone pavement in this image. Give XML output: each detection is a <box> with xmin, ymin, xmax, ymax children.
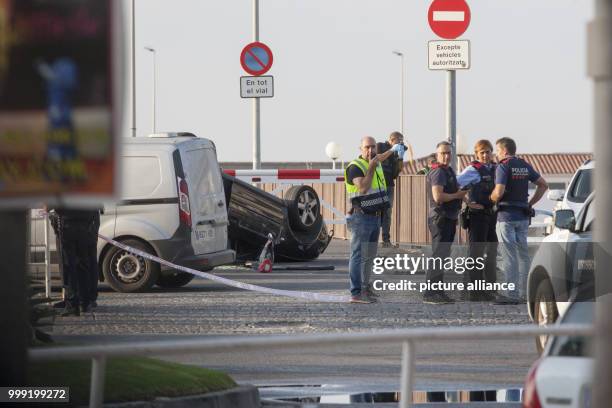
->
<box><xmin>51</xmin><ymin>240</ymin><xmax>530</xmax><ymax>337</ymax></box>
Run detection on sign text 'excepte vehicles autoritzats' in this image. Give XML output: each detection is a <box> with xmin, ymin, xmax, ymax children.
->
<box><xmin>240</xmin><ymin>42</ymin><xmax>274</xmax><ymax>76</ymax></box>
<box><xmin>428</xmin><ymin>0</ymin><xmax>471</xmax><ymax>40</ymax></box>
<box><xmin>240</xmin><ymin>76</ymin><xmax>274</xmax><ymax>98</ymax></box>
<box><xmin>428</xmin><ymin>40</ymin><xmax>470</xmax><ymax>70</ymax></box>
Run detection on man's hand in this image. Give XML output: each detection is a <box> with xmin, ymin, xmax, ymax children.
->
<box><xmin>369</xmin><ymin>154</ymin><xmax>383</xmax><ymax>168</ymax></box>
<box><xmin>454</xmin><ymin>190</ymin><xmax>468</xmax><ymax>200</ymax></box>
<box><xmin>391</xmin><ymin>143</ymin><xmax>405</xmax><ymax>157</ymax></box>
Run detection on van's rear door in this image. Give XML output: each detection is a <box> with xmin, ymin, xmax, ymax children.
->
<box><xmin>179</xmin><ymin>142</ymin><xmax>228</xmax><ymax>255</ymax></box>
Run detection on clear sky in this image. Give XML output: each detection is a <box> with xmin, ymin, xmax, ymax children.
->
<box><xmin>122</xmin><ymin>0</ymin><xmax>594</xmax><ymax>163</ymax></box>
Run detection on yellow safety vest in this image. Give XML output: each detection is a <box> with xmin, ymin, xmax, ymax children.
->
<box><xmin>344</xmin><ymin>157</ymin><xmax>387</xmax><ymax>201</ymax></box>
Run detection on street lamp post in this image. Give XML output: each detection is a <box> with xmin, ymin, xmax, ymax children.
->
<box><xmin>392</xmin><ymin>50</ymin><xmax>405</xmax><ymax>136</ymax></box>
<box><xmin>144</xmin><ymin>46</ymin><xmax>156</xmax><ymax>134</ymax></box>
<box><xmin>131</xmin><ymin>0</ymin><xmax>136</xmax><ymax>137</ymax></box>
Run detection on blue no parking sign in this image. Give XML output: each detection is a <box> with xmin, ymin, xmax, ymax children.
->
<box><xmin>240</xmin><ymin>42</ymin><xmax>273</xmax><ymax>76</ymax></box>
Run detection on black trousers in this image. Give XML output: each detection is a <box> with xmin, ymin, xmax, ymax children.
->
<box><xmin>466</xmin><ymin>211</ymin><xmax>498</xmax><ymax>285</ymax></box>
<box><xmin>60</xmin><ymin>216</ymin><xmax>99</xmax><ymax>307</ymax></box>
<box><xmin>426</xmin><ymin>216</ymin><xmax>457</xmax><ymax>291</ymax></box>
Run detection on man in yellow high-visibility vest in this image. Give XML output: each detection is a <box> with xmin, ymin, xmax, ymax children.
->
<box><xmin>345</xmin><ymin>136</ymin><xmax>405</xmax><ymax>303</ymax></box>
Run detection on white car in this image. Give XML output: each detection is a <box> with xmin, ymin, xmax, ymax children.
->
<box><xmin>523</xmin><ymin>301</ymin><xmax>593</xmax><ymax>408</ymax></box>
<box><xmin>527</xmin><ymin>193</ymin><xmax>594</xmax><ymax>352</ymax></box>
<box><xmin>31</xmin><ymin>133</ymin><xmax>235</xmax><ymax>292</ymax></box>
<box><xmin>547</xmin><ymin>160</ymin><xmax>593</xmax><ymax>216</ymax></box>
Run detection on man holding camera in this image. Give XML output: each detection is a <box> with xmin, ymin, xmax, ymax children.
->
<box><xmin>490</xmin><ymin>137</ymin><xmax>548</xmax><ymax>303</ymax></box>
<box><xmin>376</xmin><ymin>131</ymin><xmax>406</xmax><ymax>248</ymax></box>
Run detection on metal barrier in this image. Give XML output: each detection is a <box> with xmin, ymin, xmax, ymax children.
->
<box><xmin>29</xmin><ymin>323</ymin><xmax>593</xmax><ymax>408</ymax></box>
<box><xmin>28</xmin><ymin>209</ymin><xmax>53</xmax><ymax>298</ymax></box>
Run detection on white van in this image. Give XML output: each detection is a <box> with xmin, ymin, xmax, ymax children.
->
<box><xmin>31</xmin><ymin>132</ymin><xmax>235</xmax><ymax>292</ymax></box>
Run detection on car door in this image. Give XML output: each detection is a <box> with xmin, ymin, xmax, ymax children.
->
<box><xmin>179</xmin><ymin>142</ymin><xmax>228</xmax><ymax>256</ymax></box>
<box><xmin>565</xmin><ymin>198</ymin><xmax>594</xmax><ymax>302</ymax></box>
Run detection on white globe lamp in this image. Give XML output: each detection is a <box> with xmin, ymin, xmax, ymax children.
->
<box><xmin>325</xmin><ymin>142</ymin><xmax>341</xmax><ymax>169</ymax></box>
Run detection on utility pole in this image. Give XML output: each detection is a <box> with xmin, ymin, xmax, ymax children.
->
<box><xmin>588</xmin><ymin>0</ymin><xmax>612</xmax><ymax>406</ymax></box>
<box><xmin>252</xmin><ymin>0</ymin><xmax>261</xmax><ymax>169</ymax></box>
<box><xmin>131</xmin><ymin>0</ymin><xmax>136</xmax><ymax>137</ymax></box>
<box><xmin>446</xmin><ymin>70</ymin><xmax>457</xmax><ymax>172</ymax></box>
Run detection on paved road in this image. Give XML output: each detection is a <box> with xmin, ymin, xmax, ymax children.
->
<box><xmin>51</xmin><ymin>239</ymin><xmax>538</xmax><ymax>401</ymax></box>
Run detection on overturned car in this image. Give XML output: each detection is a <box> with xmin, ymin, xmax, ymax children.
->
<box><xmin>222</xmin><ymin>173</ymin><xmax>332</xmax><ymax>262</ymax></box>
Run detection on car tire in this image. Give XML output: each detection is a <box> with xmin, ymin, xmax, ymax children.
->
<box><xmin>102</xmin><ymin>238</ymin><xmax>160</xmax><ymax>293</ymax></box>
<box><xmin>156</xmin><ymin>271</ymin><xmax>195</xmax><ymax>288</ymax></box>
<box><xmin>534</xmin><ymin>278</ymin><xmax>558</xmax><ymax>354</ymax></box>
<box><xmin>284</xmin><ymin>185</ymin><xmax>322</xmax><ymax>232</ymax></box>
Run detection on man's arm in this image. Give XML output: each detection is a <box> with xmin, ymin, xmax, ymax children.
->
<box><xmin>431</xmin><ymin>185</ymin><xmax>467</xmax><ymax>205</ymax></box>
<box><xmin>528</xmin><ymin>177</ymin><xmax>549</xmax><ymax>207</ymax></box>
<box><xmin>490</xmin><ymin>184</ymin><xmax>505</xmax><ymax>203</ymax></box>
<box><xmin>352</xmin><ymin>155</ymin><xmax>382</xmax><ymax>194</ymax></box>
<box><xmin>456</xmin><ymin>166</ymin><xmax>480</xmax><ymax>188</ymax></box>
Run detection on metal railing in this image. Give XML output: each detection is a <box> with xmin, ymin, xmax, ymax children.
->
<box><xmin>28</xmin><ymin>209</ymin><xmax>53</xmax><ymax>298</ymax></box>
<box><xmin>29</xmin><ymin>323</ymin><xmax>593</xmax><ymax>408</ymax></box>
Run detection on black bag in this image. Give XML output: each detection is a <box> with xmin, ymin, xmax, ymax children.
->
<box><xmin>354</xmin><ymin>172</ymin><xmax>390</xmax><ymax>214</ymax></box>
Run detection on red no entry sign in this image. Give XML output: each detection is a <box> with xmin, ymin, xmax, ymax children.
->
<box><xmin>428</xmin><ymin>0</ymin><xmax>471</xmax><ymax>40</ymax></box>
<box><xmin>240</xmin><ymin>42</ymin><xmax>274</xmax><ymax>76</ymax></box>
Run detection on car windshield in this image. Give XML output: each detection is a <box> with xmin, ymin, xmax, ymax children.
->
<box><xmin>549</xmin><ymin>302</ymin><xmax>594</xmax><ymax>357</ymax></box>
<box><xmin>568</xmin><ymin>168</ymin><xmax>593</xmax><ymax>203</ymax></box>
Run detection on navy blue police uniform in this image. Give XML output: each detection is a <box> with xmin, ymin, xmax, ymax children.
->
<box><xmin>496</xmin><ymin>157</ymin><xmax>539</xmax><ymax>221</ymax></box>
<box><xmin>425</xmin><ymin>162</ymin><xmax>462</xmax><ymax>298</ymax></box>
<box><xmin>465</xmin><ymin>161</ymin><xmax>498</xmax><ymax>296</ymax></box>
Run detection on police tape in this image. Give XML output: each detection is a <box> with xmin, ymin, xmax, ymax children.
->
<box><xmin>98</xmin><ymin>234</ymin><xmax>351</xmax><ymax>303</ymax></box>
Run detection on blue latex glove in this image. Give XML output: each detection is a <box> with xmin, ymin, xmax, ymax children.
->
<box><xmin>391</xmin><ymin>143</ymin><xmax>405</xmax><ymax>157</ymax></box>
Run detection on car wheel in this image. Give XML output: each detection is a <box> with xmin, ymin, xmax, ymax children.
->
<box><xmin>285</xmin><ymin>185</ymin><xmax>322</xmax><ymax>231</ymax></box>
<box><xmin>102</xmin><ymin>239</ymin><xmax>160</xmax><ymax>293</ymax></box>
<box><xmin>156</xmin><ymin>271</ymin><xmax>195</xmax><ymax>288</ymax></box>
<box><xmin>534</xmin><ymin>278</ymin><xmax>558</xmax><ymax>353</ymax></box>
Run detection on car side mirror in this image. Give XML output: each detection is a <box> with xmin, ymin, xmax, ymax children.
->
<box><xmin>547</xmin><ymin>189</ymin><xmax>565</xmax><ymax>202</ymax></box>
<box><xmin>554</xmin><ymin>209</ymin><xmax>576</xmax><ymax>231</ymax></box>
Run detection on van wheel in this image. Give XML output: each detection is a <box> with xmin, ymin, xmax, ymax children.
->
<box><xmin>534</xmin><ymin>278</ymin><xmax>558</xmax><ymax>354</ymax></box>
<box><xmin>285</xmin><ymin>185</ymin><xmax>322</xmax><ymax>232</ymax></box>
<box><xmin>156</xmin><ymin>271</ymin><xmax>195</xmax><ymax>288</ymax></box>
<box><xmin>102</xmin><ymin>239</ymin><xmax>159</xmax><ymax>293</ymax></box>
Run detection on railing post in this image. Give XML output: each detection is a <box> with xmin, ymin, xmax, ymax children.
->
<box><xmin>89</xmin><ymin>356</ymin><xmax>107</xmax><ymax>408</ymax></box>
<box><xmin>43</xmin><ymin>211</ymin><xmax>51</xmax><ymax>298</ymax></box>
<box><xmin>399</xmin><ymin>340</ymin><xmax>415</xmax><ymax>408</ymax></box>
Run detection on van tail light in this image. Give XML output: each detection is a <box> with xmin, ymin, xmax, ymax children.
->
<box><xmin>523</xmin><ymin>359</ymin><xmax>542</xmax><ymax>408</ymax></box>
<box><xmin>178</xmin><ymin>177</ymin><xmax>191</xmax><ymax>227</ymax></box>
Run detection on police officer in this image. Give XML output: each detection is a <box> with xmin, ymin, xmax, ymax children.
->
<box><xmin>457</xmin><ymin>139</ymin><xmax>498</xmax><ymax>301</ymax></box>
<box><xmin>345</xmin><ymin>136</ymin><xmax>405</xmax><ymax>303</ymax></box>
<box><xmin>490</xmin><ymin>137</ymin><xmax>548</xmax><ymax>303</ymax></box>
<box><xmin>54</xmin><ymin>207</ymin><xmax>101</xmax><ymax>316</ymax></box>
<box><xmin>424</xmin><ymin>141</ymin><xmax>467</xmax><ymax>304</ymax></box>
<box><xmin>376</xmin><ymin>131</ymin><xmax>405</xmax><ymax>248</ymax></box>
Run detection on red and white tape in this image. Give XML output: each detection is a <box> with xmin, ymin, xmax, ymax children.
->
<box><xmin>223</xmin><ymin>169</ymin><xmax>344</xmax><ymax>184</ymax></box>
<box><xmin>98</xmin><ymin>234</ymin><xmax>351</xmax><ymax>303</ymax></box>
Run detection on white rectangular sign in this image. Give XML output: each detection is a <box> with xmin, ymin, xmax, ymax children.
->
<box><xmin>428</xmin><ymin>40</ymin><xmax>470</xmax><ymax>70</ymax></box>
<box><xmin>240</xmin><ymin>76</ymin><xmax>274</xmax><ymax>98</ymax></box>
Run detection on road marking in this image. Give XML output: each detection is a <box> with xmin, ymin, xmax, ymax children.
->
<box><xmin>433</xmin><ymin>11</ymin><xmax>465</xmax><ymax>22</ymax></box>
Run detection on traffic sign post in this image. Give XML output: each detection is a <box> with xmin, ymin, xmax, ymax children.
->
<box><xmin>240</xmin><ymin>33</ymin><xmax>274</xmax><ymax>170</ymax></box>
<box><xmin>427</xmin><ymin>0</ymin><xmax>471</xmax><ymax>171</ymax></box>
